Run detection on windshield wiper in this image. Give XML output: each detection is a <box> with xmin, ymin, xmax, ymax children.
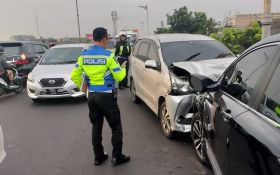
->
<box><xmin>56</xmin><ymin>61</ymin><xmax>77</xmax><ymax>64</ymax></box>
<box><xmin>40</xmin><ymin>61</ymin><xmax>77</xmax><ymax>65</ymax></box>
<box><xmin>184</xmin><ymin>52</ymin><xmax>201</xmax><ymax>62</ymax></box>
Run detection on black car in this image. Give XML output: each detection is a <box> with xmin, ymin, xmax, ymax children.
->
<box><xmin>190</xmin><ymin>34</ymin><xmax>280</xmax><ymax>175</ymax></box>
<box><xmin>0</xmin><ymin>41</ymin><xmax>48</xmax><ymax>80</ymax></box>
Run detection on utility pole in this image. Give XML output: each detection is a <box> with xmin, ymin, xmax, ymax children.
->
<box><xmin>35</xmin><ymin>8</ymin><xmax>40</xmax><ymax>39</ymax></box>
<box><xmin>138</xmin><ymin>5</ymin><xmax>149</xmax><ymax>35</ymax></box>
<box><xmin>111</xmin><ymin>11</ymin><xmax>119</xmax><ymax>37</ymax></box>
<box><xmin>262</xmin><ymin>0</ymin><xmax>272</xmax><ymax>38</ymax></box>
<box><xmin>75</xmin><ymin>0</ymin><xmax>81</xmax><ymax>42</ymax></box>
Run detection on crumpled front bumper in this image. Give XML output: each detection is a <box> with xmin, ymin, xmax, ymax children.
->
<box><xmin>165</xmin><ymin>94</ymin><xmax>195</xmax><ymax>133</ymax></box>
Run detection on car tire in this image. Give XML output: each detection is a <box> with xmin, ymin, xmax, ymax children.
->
<box><xmin>159</xmin><ymin>102</ymin><xmax>174</xmax><ymax>138</ymax></box>
<box><xmin>130</xmin><ymin>79</ymin><xmax>140</xmax><ymax>103</ymax></box>
<box><xmin>14</xmin><ymin>81</ymin><xmax>23</xmax><ymax>94</ymax></box>
<box><xmin>191</xmin><ymin>112</ymin><xmax>211</xmax><ymax>167</ymax></box>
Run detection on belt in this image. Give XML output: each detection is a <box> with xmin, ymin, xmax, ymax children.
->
<box><xmin>99</xmin><ymin>90</ymin><xmax>113</xmax><ymax>93</ymax></box>
<box><xmin>89</xmin><ymin>89</ymin><xmax>116</xmax><ymax>93</ymax></box>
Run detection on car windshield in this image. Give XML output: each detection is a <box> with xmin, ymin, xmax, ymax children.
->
<box><xmin>161</xmin><ymin>40</ymin><xmax>234</xmax><ymax>66</ymax></box>
<box><xmin>40</xmin><ymin>47</ymin><xmax>83</xmax><ymax>65</ymax></box>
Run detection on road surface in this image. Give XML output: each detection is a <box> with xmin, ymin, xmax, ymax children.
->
<box><xmin>0</xmin><ymin>90</ymin><xmax>213</xmax><ymax>175</ymax></box>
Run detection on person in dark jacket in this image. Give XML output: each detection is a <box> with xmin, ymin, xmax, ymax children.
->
<box><xmin>0</xmin><ymin>46</ymin><xmax>16</xmax><ymax>88</ymax></box>
<box><xmin>115</xmin><ymin>34</ymin><xmax>131</xmax><ymax>89</ymax></box>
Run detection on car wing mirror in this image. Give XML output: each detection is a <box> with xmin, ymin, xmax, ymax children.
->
<box><xmin>145</xmin><ymin>60</ymin><xmax>160</xmax><ymax>70</ymax></box>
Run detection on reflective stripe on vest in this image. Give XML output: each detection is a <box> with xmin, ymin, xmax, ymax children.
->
<box><xmin>119</xmin><ymin>45</ymin><xmax>130</xmax><ymax>55</ymax></box>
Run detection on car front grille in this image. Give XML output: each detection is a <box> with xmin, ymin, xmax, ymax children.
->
<box><xmin>39</xmin><ymin>78</ymin><xmax>66</xmax><ymax>87</ymax></box>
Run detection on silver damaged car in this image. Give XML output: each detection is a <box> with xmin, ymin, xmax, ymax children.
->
<box><xmin>130</xmin><ymin>34</ymin><xmax>236</xmax><ymax>138</ymax></box>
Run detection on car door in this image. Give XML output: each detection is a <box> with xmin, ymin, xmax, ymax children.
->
<box><xmin>229</xmin><ymin>45</ymin><xmax>280</xmax><ymax>175</ymax></box>
<box><xmin>142</xmin><ymin>40</ymin><xmax>161</xmax><ymax>107</ymax></box>
<box><xmin>210</xmin><ymin>45</ymin><xmax>279</xmax><ymax>175</ymax></box>
<box><xmin>133</xmin><ymin>41</ymin><xmax>149</xmax><ymax>97</ymax></box>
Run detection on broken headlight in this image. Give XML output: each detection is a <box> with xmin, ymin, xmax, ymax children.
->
<box><xmin>170</xmin><ymin>74</ymin><xmax>190</xmax><ymax>95</ymax></box>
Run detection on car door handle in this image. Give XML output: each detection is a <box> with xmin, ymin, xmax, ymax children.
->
<box><xmin>222</xmin><ymin>108</ymin><xmax>232</xmax><ymax>120</ymax></box>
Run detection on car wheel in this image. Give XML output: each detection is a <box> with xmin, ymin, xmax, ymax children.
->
<box><xmin>14</xmin><ymin>81</ymin><xmax>23</xmax><ymax>94</ymax></box>
<box><xmin>159</xmin><ymin>102</ymin><xmax>174</xmax><ymax>138</ymax></box>
<box><xmin>191</xmin><ymin>112</ymin><xmax>211</xmax><ymax>167</ymax></box>
<box><xmin>130</xmin><ymin>79</ymin><xmax>140</xmax><ymax>103</ymax></box>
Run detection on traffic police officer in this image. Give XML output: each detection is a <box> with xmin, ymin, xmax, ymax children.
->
<box><xmin>71</xmin><ymin>27</ymin><xmax>130</xmax><ymax>166</ymax></box>
<box><xmin>115</xmin><ymin>34</ymin><xmax>131</xmax><ymax>89</ymax></box>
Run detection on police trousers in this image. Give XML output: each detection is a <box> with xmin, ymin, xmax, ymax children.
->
<box><xmin>87</xmin><ymin>91</ymin><xmax>123</xmax><ymax>158</ymax></box>
<box><xmin>118</xmin><ymin>57</ymin><xmax>129</xmax><ymax>87</ymax></box>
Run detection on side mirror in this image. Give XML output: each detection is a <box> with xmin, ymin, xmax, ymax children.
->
<box><xmin>190</xmin><ymin>74</ymin><xmax>218</xmax><ymax>92</ymax></box>
<box><xmin>145</xmin><ymin>60</ymin><xmax>159</xmax><ymax>70</ymax></box>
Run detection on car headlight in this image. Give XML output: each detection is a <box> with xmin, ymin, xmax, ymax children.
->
<box><xmin>27</xmin><ymin>74</ymin><xmax>35</xmax><ymax>83</ymax></box>
<box><xmin>170</xmin><ymin>74</ymin><xmax>191</xmax><ymax>95</ymax></box>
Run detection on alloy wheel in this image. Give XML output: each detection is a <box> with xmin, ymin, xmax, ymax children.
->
<box><xmin>161</xmin><ymin>105</ymin><xmax>171</xmax><ymax>135</ymax></box>
<box><xmin>192</xmin><ymin>118</ymin><xmax>206</xmax><ymax>161</ymax></box>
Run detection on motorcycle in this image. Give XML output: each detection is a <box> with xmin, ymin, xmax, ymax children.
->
<box><xmin>0</xmin><ymin>67</ymin><xmax>23</xmax><ymax>96</ymax></box>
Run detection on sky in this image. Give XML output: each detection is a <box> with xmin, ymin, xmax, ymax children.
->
<box><xmin>0</xmin><ymin>0</ymin><xmax>280</xmax><ymax>40</ymax></box>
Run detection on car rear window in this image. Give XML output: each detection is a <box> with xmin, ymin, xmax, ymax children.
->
<box><xmin>0</xmin><ymin>43</ymin><xmax>23</xmax><ymax>56</ymax></box>
<box><xmin>160</xmin><ymin>40</ymin><xmax>234</xmax><ymax>66</ymax></box>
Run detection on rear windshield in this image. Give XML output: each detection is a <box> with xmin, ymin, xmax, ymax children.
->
<box><xmin>40</xmin><ymin>47</ymin><xmax>83</xmax><ymax>65</ymax></box>
<box><xmin>0</xmin><ymin>43</ymin><xmax>23</xmax><ymax>56</ymax></box>
<box><xmin>160</xmin><ymin>40</ymin><xmax>234</xmax><ymax>66</ymax></box>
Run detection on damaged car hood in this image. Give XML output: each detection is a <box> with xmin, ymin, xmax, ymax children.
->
<box><xmin>172</xmin><ymin>57</ymin><xmax>236</xmax><ymax>81</ymax></box>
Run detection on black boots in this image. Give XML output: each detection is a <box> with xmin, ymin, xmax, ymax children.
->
<box><xmin>94</xmin><ymin>152</ymin><xmax>109</xmax><ymax>165</ymax></box>
<box><xmin>94</xmin><ymin>153</ymin><xmax>130</xmax><ymax>166</ymax></box>
<box><xmin>111</xmin><ymin>154</ymin><xmax>130</xmax><ymax>166</ymax></box>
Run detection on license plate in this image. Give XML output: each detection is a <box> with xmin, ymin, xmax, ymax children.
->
<box><xmin>45</xmin><ymin>88</ymin><xmax>64</xmax><ymax>95</ymax></box>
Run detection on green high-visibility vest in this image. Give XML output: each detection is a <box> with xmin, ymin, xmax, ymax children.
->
<box><xmin>275</xmin><ymin>106</ymin><xmax>280</xmax><ymax>117</ymax></box>
<box><xmin>120</xmin><ymin>45</ymin><xmax>130</xmax><ymax>55</ymax></box>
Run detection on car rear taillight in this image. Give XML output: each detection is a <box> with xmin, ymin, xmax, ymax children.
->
<box><xmin>15</xmin><ymin>53</ymin><xmax>29</xmax><ymax>65</ymax></box>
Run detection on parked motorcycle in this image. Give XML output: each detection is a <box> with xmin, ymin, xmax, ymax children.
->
<box><xmin>0</xmin><ymin>67</ymin><xmax>23</xmax><ymax>96</ymax></box>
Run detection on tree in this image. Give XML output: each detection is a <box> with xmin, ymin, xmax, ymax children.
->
<box><xmin>210</xmin><ymin>22</ymin><xmax>262</xmax><ymax>55</ymax></box>
<box><xmin>155</xmin><ymin>6</ymin><xmax>218</xmax><ymax>35</ymax></box>
<box><xmin>154</xmin><ymin>27</ymin><xmax>172</xmax><ymax>34</ymax></box>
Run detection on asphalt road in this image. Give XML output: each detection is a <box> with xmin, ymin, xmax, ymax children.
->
<box><xmin>0</xmin><ymin>89</ymin><xmax>213</xmax><ymax>175</ymax></box>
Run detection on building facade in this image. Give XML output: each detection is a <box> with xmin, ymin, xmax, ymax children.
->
<box><xmin>226</xmin><ymin>13</ymin><xmax>280</xmax><ymax>35</ymax></box>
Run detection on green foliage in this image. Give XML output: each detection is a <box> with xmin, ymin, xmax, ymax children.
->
<box><xmin>154</xmin><ymin>27</ymin><xmax>172</xmax><ymax>34</ymax></box>
<box><xmin>155</xmin><ymin>6</ymin><xmax>218</xmax><ymax>35</ymax></box>
<box><xmin>210</xmin><ymin>22</ymin><xmax>262</xmax><ymax>55</ymax></box>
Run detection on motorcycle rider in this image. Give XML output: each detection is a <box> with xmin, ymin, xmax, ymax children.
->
<box><xmin>0</xmin><ymin>46</ymin><xmax>17</xmax><ymax>88</ymax></box>
<box><xmin>115</xmin><ymin>34</ymin><xmax>131</xmax><ymax>89</ymax></box>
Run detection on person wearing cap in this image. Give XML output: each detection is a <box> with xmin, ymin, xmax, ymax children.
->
<box><xmin>115</xmin><ymin>34</ymin><xmax>131</xmax><ymax>89</ymax></box>
<box><xmin>0</xmin><ymin>46</ymin><xmax>17</xmax><ymax>88</ymax></box>
<box><xmin>71</xmin><ymin>27</ymin><xmax>130</xmax><ymax>166</ymax></box>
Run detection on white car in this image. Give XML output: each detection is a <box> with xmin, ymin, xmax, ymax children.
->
<box><xmin>0</xmin><ymin>125</ymin><xmax>6</xmax><ymax>164</ymax></box>
<box><xmin>27</xmin><ymin>44</ymin><xmax>92</xmax><ymax>102</ymax></box>
<box><xmin>130</xmin><ymin>34</ymin><xmax>236</xmax><ymax>138</ymax></box>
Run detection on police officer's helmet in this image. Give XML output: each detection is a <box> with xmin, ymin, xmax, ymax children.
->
<box><xmin>0</xmin><ymin>46</ymin><xmax>4</xmax><ymax>54</ymax></box>
<box><xmin>119</xmin><ymin>34</ymin><xmax>126</xmax><ymax>38</ymax></box>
